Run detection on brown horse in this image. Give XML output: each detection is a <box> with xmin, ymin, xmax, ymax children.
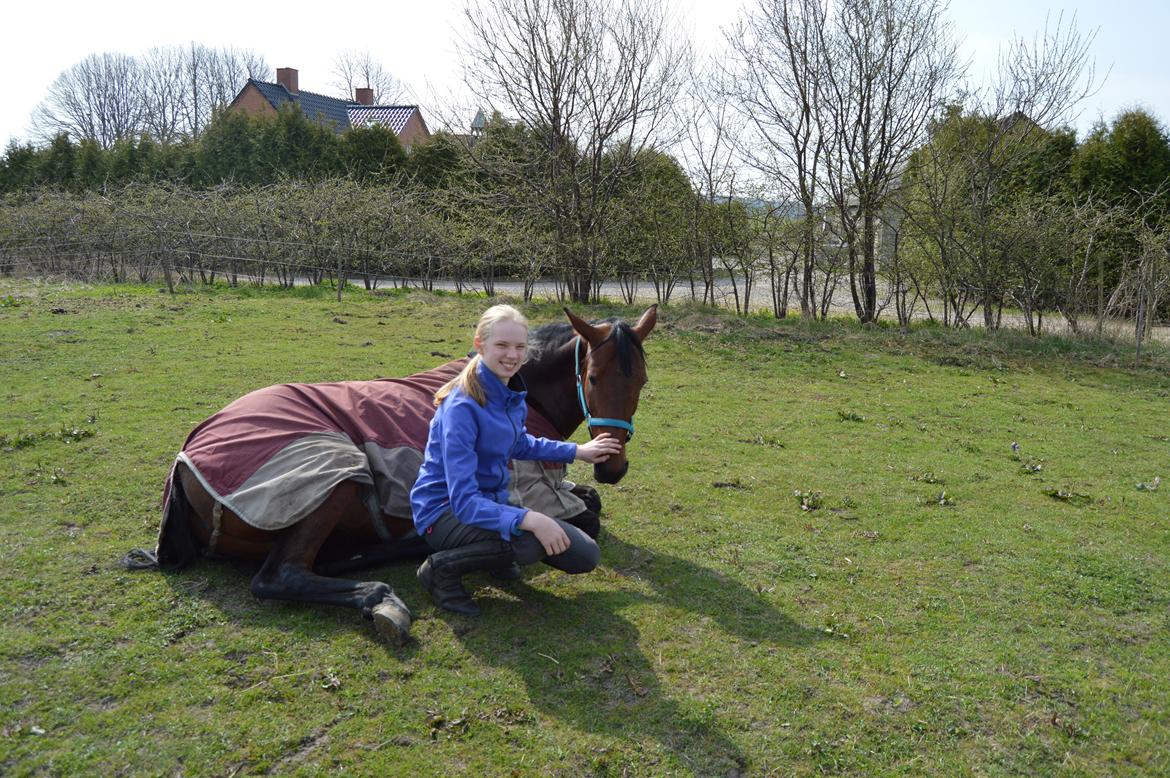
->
<box><xmin>141</xmin><ymin>306</ymin><xmax>656</xmax><ymax>644</ymax></box>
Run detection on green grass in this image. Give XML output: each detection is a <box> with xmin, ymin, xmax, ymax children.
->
<box><xmin>2</xmin><ymin>279</ymin><xmax>1168</xmax><ymax>776</ymax></box>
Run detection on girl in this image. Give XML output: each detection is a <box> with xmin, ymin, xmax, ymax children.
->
<box><xmin>410</xmin><ymin>304</ymin><xmax>622</xmax><ymax>615</ymax></box>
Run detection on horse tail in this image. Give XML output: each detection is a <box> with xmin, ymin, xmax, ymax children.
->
<box><xmin>123</xmin><ymin>462</ymin><xmax>200</xmax><ymax>571</ymax></box>
<box><xmin>155</xmin><ymin>464</ymin><xmax>200</xmax><ymax>569</ymax></box>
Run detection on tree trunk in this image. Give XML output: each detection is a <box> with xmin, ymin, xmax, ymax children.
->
<box><xmin>861</xmin><ymin>212</ymin><xmax>877</xmax><ymax>323</ymax></box>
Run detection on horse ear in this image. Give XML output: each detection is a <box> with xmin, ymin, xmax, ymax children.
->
<box><xmin>631</xmin><ymin>304</ymin><xmax>658</xmax><ymax>341</ymax></box>
<box><xmin>564</xmin><ymin>307</ymin><xmax>606</xmax><ymax>345</ymax></box>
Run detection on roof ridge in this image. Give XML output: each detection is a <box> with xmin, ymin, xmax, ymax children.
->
<box><xmin>250</xmin><ymin>80</ymin><xmax>419</xmax><ymax>110</ymax></box>
<box><xmin>253</xmin><ymin>79</ymin><xmax>289</xmax><ymax>92</ymax></box>
<box><xmin>253</xmin><ymin>79</ymin><xmax>348</xmax><ymax>104</ymax></box>
<box><xmin>293</xmin><ymin>87</ymin><xmax>352</xmax><ymax>103</ymax></box>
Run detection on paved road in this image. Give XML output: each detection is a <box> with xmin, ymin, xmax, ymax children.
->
<box><xmin>148</xmin><ymin>264</ymin><xmax>1170</xmax><ymax>345</ymax></box>
<box><xmin>418</xmin><ymin>276</ymin><xmax>1169</xmax><ymax>345</ymax></box>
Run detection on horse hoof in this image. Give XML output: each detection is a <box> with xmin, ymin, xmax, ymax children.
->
<box><xmin>371</xmin><ymin>595</ymin><xmax>412</xmax><ymax>646</ymax></box>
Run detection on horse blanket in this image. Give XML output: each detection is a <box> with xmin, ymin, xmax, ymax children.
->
<box><xmin>166</xmin><ymin>359</ymin><xmax>585</xmax><ymax>535</ymax></box>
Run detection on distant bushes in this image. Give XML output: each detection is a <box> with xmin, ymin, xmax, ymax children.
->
<box><xmin>0</xmin><ymin>105</ymin><xmax>432</xmax><ymax>193</ymax></box>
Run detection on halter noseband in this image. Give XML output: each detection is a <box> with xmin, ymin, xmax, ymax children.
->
<box><xmin>574</xmin><ymin>336</ymin><xmax>635</xmax><ymax>441</ymax></box>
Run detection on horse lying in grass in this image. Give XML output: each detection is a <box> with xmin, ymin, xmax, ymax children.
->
<box><xmin>141</xmin><ymin>306</ymin><xmax>656</xmax><ymax>644</ymax></box>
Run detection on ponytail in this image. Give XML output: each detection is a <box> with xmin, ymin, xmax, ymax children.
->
<box><xmin>434</xmin><ymin>354</ymin><xmax>486</xmax><ymax>407</ymax></box>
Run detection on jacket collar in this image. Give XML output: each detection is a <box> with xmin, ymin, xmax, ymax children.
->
<box><xmin>477</xmin><ymin>359</ymin><xmax>527</xmax><ymax>406</ymax></box>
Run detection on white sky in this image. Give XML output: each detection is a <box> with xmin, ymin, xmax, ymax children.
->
<box><xmin>1</xmin><ymin>0</ymin><xmax>1167</xmax><ymax>150</ymax></box>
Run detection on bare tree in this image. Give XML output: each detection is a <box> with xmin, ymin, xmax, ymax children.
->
<box><xmin>726</xmin><ymin>0</ymin><xmax>829</xmax><ymax>318</ymax></box>
<box><xmin>758</xmin><ymin>200</ymin><xmax>804</xmax><ymax>317</ymax></box>
<box><xmin>818</xmin><ymin>0</ymin><xmax>962</xmax><ymax>323</ymax></box>
<box><xmin>140</xmin><ymin>44</ymin><xmax>268</xmax><ymax>140</ymax></box>
<box><xmin>1099</xmin><ymin>188</ymin><xmax>1170</xmax><ymax>359</ymax></box>
<box><xmin>675</xmin><ymin>59</ymin><xmax>747</xmax><ymax>306</ymax></box>
<box><xmin>33</xmin><ymin>53</ymin><xmax>147</xmax><ymax>148</ymax></box>
<box><xmin>1129</xmin><ymin>226</ymin><xmax>1170</xmax><ymax>361</ymax></box>
<box><xmin>141</xmin><ymin>47</ymin><xmax>188</xmax><ymax>143</ymax></box>
<box><xmin>459</xmin><ymin>0</ymin><xmax>687</xmax><ymax>302</ymax></box>
<box><xmin>899</xmin><ymin>106</ymin><xmax>978</xmax><ymax>327</ymax></box>
<box><xmin>181</xmin><ymin>45</ymin><xmax>268</xmax><ymax>137</ymax></box>
<box><xmin>332</xmin><ymin>49</ymin><xmax>408</xmax><ymax>104</ymax></box>
<box><xmin>34</xmin><ymin>46</ymin><xmax>266</xmax><ymax>147</ymax></box>
<box><xmin>953</xmin><ymin>13</ymin><xmax>1099</xmax><ymax>328</ymax></box>
<box><xmin>1051</xmin><ymin>193</ymin><xmax>1128</xmax><ymax>335</ymax></box>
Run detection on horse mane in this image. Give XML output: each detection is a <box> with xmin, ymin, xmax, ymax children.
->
<box><xmin>529</xmin><ymin>319</ymin><xmax>645</xmax><ymax>376</ymax></box>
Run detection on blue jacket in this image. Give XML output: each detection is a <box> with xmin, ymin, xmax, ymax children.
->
<box><xmin>410</xmin><ymin>360</ymin><xmax>578</xmax><ymax>540</ymax></box>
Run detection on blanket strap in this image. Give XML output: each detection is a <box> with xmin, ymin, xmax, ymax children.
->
<box><xmin>209</xmin><ymin>501</ymin><xmax>223</xmax><ymax>554</ymax></box>
<box><xmin>361</xmin><ymin>485</ymin><xmax>394</xmax><ymax>542</ymax></box>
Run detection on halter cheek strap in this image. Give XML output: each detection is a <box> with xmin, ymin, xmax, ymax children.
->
<box><xmin>574</xmin><ymin>336</ymin><xmax>635</xmax><ymax>441</ymax></box>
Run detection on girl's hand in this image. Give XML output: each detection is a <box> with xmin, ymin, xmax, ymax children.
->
<box><xmin>576</xmin><ymin>433</ymin><xmax>623</xmax><ymax>463</ymax></box>
<box><xmin>520</xmin><ymin>511</ymin><xmax>570</xmax><ymax>556</ymax></box>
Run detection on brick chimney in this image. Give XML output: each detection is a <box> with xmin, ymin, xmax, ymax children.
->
<box><xmin>276</xmin><ymin>67</ymin><xmax>299</xmax><ymax>94</ymax></box>
<box><xmin>355</xmin><ymin>87</ymin><xmax>374</xmax><ymax>105</ymax></box>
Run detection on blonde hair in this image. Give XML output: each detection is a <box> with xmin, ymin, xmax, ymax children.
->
<box><xmin>434</xmin><ymin>304</ymin><xmax>529</xmax><ymax>407</ymax></box>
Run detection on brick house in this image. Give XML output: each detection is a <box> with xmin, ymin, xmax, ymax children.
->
<box><xmin>229</xmin><ymin>68</ymin><xmax>431</xmax><ymax>148</ymax></box>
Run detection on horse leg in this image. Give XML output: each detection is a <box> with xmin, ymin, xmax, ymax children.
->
<box><xmin>249</xmin><ymin>480</ymin><xmax>412</xmax><ymax>644</ymax></box>
<box><xmin>314</xmin><ymin>534</ymin><xmax>431</xmax><ymax>576</ymax></box>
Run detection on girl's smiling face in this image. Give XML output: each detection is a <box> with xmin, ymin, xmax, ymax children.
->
<box><xmin>475</xmin><ymin>320</ymin><xmax>529</xmax><ymax>382</ymax></box>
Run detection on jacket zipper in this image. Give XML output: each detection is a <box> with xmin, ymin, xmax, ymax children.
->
<box><xmin>505</xmin><ymin>400</ymin><xmax>521</xmax><ymax>489</ymax></box>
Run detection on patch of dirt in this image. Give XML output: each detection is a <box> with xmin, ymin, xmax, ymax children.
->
<box><xmin>368</xmin><ymin>734</ymin><xmax>417</xmax><ymax>748</ymax></box>
<box><xmin>223</xmin><ymin>650</ymin><xmax>252</xmax><ymax>664</ymax></box>
<box><xmin>267</xmin><ymin>730</ymin><xmax>331</xmax><ymax>774</ymax></box>
<box><xmin>88</xmin><ymin>695</ymin><xmax>120</xmax><ymax>712</ymax></box>
<box><xmin>12</xmin><ymin>651</ymin><xmax>55</xmax><ymax>670</ymax></box>
<box><xmin>864</xmin><ymin>694</ymin><xmax>915</xmax><ymax>715</ymax></box>
<box><xmin>478</xmin><ymin>707</ymin><xmax>534</xmax><ymax>726</ymax></box>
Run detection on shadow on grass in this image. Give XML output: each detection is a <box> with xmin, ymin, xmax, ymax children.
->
<box><xmin>449</xmin><ymin>529</ymin><xmax>824</xmax><ymax>773</ymax></box>
<box><xmin>154</xmin><ymin>556</ymin><xmax>426</xmax><ymax>651</ymax></box>
<box><xmin>600</xmin><ymin>531</ymin><xmax>820</xmax><ymax>646</ymax></box>
<box><xmin>149</xmin><ymin>529</ymin><xmax>820</xmax><ymax>771</ymax></box>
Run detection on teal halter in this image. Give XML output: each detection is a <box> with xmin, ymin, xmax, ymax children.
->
<box><xmin>574</xmin><ymin>336</ymin><xmax>635</xmax><ymax>441</ymax></box>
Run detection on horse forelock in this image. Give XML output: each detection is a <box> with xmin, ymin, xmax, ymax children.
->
<box><xmin>607</xmin><ymin>322</ymin><xmax>645</xmax><ymax>377</ymax></box>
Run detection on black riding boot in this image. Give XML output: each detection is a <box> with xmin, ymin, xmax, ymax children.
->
<box><xmin>489</xmin><ymin>561</ymin><xmax>523</xmax><ymax>582</ymax></box>
<box><xmin>417</xmin><ymin>540</ymin><xmax>516</xmax><ymax>616</ymax></box>
<box><xmin>565</xmin><ymin>508</ymin><xmax>600</xmax><ymax>540</ymax></box>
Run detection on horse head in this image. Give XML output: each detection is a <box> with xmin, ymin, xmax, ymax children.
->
<box><xmin>564</xmin><ymin>304</ymin><xmax>657</xmax><ymax>484</ymax></box>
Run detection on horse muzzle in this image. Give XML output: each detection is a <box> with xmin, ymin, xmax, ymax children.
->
<box><xmin>593</xmin><ymin>457</ymin><xmax>628</xmax><ymax>484</ymax></box>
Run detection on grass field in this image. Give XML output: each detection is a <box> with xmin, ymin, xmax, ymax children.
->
<box><xmin>1</xmin><ymin>280</ymin><xmax>1168</xmax><ymax>776</ymax></box>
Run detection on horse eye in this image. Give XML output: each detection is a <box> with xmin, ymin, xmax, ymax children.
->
<box><xmin>588</xmin><ymin>376</ymin><xmax>598</xmax><ymax>386</ymax></box>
